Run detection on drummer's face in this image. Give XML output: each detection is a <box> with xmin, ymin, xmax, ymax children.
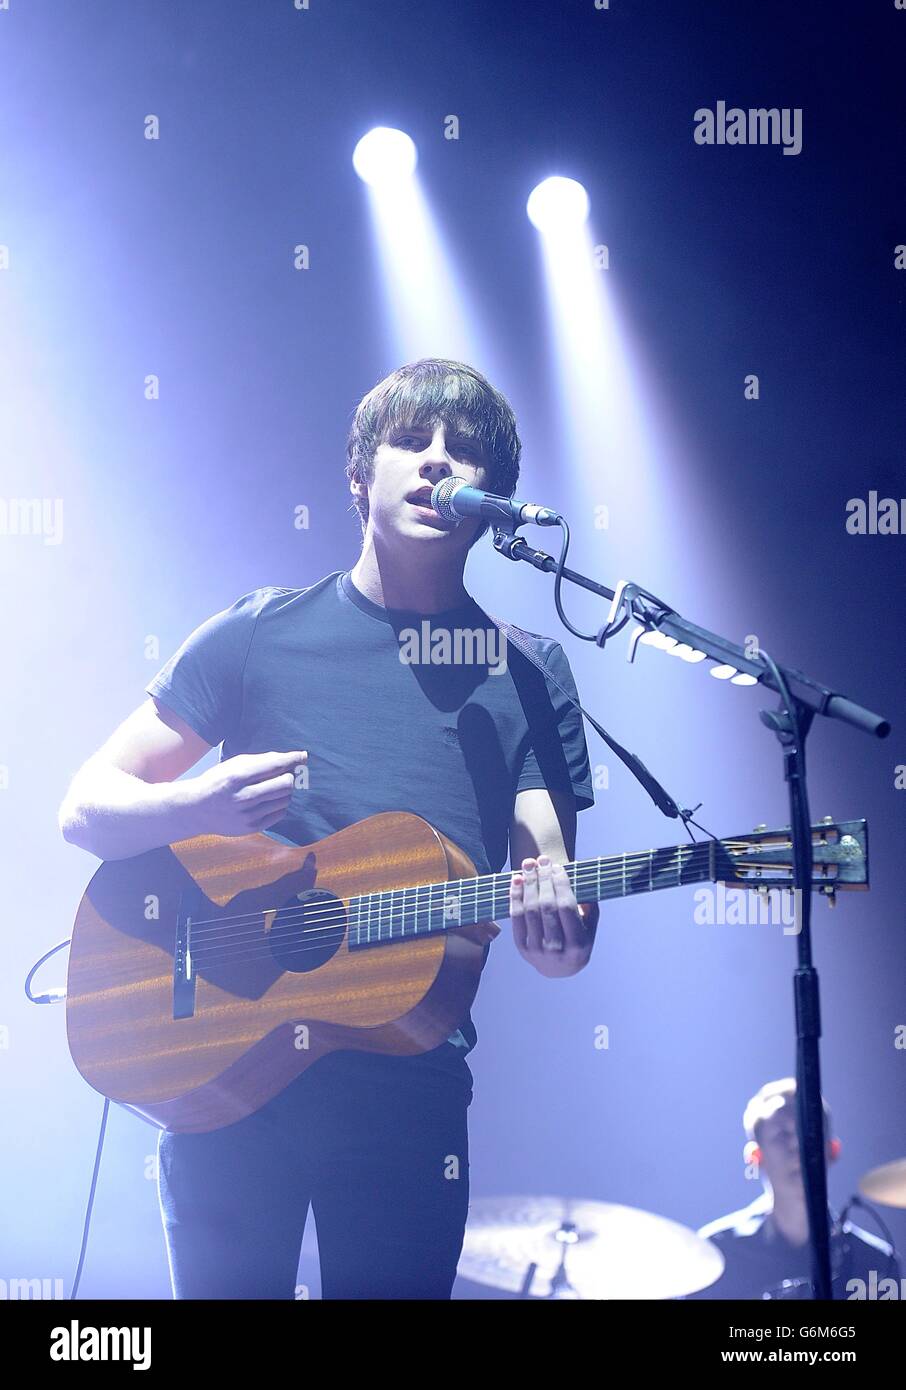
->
<box><xmin>759</xmin><ymin>1102</ymin><xmax>835</xmax><ymax>1193</ymax></box>
<box><xmin>759</xmin><ymin>1106</ymin><xmax>802</xmax><ymax>1190</ymax></box>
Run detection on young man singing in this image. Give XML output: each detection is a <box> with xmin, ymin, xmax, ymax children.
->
<box><xmin>59</xmin><ymin>358</ymin><xmax>599</xmax><ymax>1299</ymax></box>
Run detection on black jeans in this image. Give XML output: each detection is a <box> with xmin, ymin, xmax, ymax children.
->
<box><xmin>157</xmin><ymin>1051</ymin><xmax>472</xmax><ymax>1299</ymax></box>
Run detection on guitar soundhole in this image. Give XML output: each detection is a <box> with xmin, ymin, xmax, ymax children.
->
<box><xmin>268</xmin><ymin>888</ymin><xmax>346</xmax><ymax>974</ymax></box>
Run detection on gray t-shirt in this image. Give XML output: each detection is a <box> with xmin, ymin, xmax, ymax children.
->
<box><xmin>146</xmin><ymin>569</ymin><xmax>594</xmax><ymax>1086</ymax></box>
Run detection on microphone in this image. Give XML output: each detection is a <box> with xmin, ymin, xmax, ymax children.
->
<box><xmin>431</xmin><ymin>477</ymin><xmax>562</xmax><ymax>529</ymax></box>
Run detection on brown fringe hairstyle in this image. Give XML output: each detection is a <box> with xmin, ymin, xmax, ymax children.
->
<box><xmin>345</xmin><ymin>359</ymin><xmax>522</xmax><ymax>546</ymax></box>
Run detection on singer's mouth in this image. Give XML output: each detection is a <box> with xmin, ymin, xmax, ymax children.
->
<box><xmin>405</xmin><ymin>490</ymin><xmax>458</xmax><ymax>529</ymax></box>
<box><xmin>406</xmin><ymin>488</ymin><xmax>436</xmax><ymax>507</ymax></box>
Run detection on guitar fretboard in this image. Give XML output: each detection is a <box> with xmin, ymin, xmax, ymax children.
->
<box><xmin>344</xmin><ymin>840</ymin><xmax>725</xmax><ymax>948</ymax></box>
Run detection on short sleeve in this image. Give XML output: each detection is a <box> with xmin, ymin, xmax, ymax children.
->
<box><xmin>515</xmin><ymin>641</ymin><xmax>595</xmax><ymax>812</ymax></box>
<box><xmin>145</xmin><ymin>590</ymin><xmax>270</xmax><ymax>747</ymax></box>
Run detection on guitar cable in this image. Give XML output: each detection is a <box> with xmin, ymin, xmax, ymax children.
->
<box><xmin>24</xmin><ymin>936</ymin><xmax>109</xmax><ymax>1299</ymax></box>
<box><xmin>24</xmin><ymin>936</ymin><xmax>70</xmax><ymax>1004</ymax></box>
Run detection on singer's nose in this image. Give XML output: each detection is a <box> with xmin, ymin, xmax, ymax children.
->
<box><xmin>420</xmin><ymin>424</ymin><xmax>457</xmax><ymax>471</ymax></box>
<box><xmin>419</xmin><ymin>458</ymin><xmax>450</xmax><ymax>480</ymax></box>
<box><xmin>418</xmin><ymin>458</ymin><xmax>454</xmax><ymax>494</ymax></box>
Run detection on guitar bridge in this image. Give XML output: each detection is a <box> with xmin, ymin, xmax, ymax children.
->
<box><xmin>173</xmin><ymin>894</ymin><xmax>197</xmax><ymax>1019</ymax></box>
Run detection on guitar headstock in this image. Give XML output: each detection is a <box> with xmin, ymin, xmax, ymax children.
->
<box><xmin>717</xmin><ymin>818</ymin><xmax>868</xmax><ymax>901</ymax></box>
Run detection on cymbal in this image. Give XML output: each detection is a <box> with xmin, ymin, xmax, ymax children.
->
<box><xmin>459</xmin><ymin>1195</ymin><xmax>725</xmax><ymax>1300</ymax></box>
<box><xmin>859</xmin><ymin>1158</ymin><xmax>906</xmax><ymax>1209</ymax></box>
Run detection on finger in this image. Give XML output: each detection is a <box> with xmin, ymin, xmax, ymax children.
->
<box><xmin>550</xmin><ymin>862</ymin><xmax>588</xmax><ymax>947</ymax></box>
<box><xmin>534</xmin><ymin>857</ymin><xmax>565</xmax><ymax>951</ymax></box>
<box><xmin>238</xmin><ymin>751</ymin><xmax>307</xmax><ymax>785</ymax></box>
<box><xmin>519</xmin><ymin>858</ymin><xmax>545</xmax><ymax>952</ymax></box>
<box><xmin>247</xmin><ymin>806</ymin><xmax>292</xmax><ymax>831</ymax></box>
<box><xmin>242</xmin><ymin>794</ymin><xmax>294</xmax><ymax>823</ymax></box>
<box><xmin>235</xmin><ymin>772</ymin><xmax>297</xmax><ymax>805</ymax></box>
<box><xmin>510</xmin><ymin>872</ymin><xmax>528</xmax><ymax>949</ymax></box>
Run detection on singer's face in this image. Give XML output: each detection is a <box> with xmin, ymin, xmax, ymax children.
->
<box><xmin>361</xmin><ymin>420</ymin><xmax>489</xmax><ymax>549</ymax></box>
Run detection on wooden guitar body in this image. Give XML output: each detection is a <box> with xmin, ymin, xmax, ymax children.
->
<box><xmin>65</xmin><ymin>808</ymin><xmax>867</xmax><ymax>1134</ymax></box>
<box><xmin>66</xmin><ymin>813</ymin><xmax>498</xmax><ymax>1133</ymax></box>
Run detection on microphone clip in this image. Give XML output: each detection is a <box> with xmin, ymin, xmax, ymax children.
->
<box><xmin>595</xmin><ymin>580</ymin><xmax>676</xmax><ymax>663</ymax></box>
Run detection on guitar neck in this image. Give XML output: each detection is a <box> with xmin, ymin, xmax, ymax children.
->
<box><xmin>347</xmin><ymin>839</ymin><xmax>726</xmax><ymax>948</ymax></box>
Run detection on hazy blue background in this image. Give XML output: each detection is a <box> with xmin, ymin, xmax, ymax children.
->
<box><xmin>1</xmin><ymin>0</ymin><xmax>903</xmax><ymax>1298</ymax></box>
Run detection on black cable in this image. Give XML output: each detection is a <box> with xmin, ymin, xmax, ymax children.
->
<box><xmin>759</xmin><ymin>649</ymin><xmax>803</xmax><ymax>758</ymax></box>
<box><xmin>25</xmin><ymin>936</ymin><xmax>109</xmax><ymax>1298</ymax></box>
<box><xmin>70</xmin><ymin>1098</ymin><xmax>110</xmax><ymax>1300</ymax></box>
<box><xmin>840</xmin><ymin>1193</ymin><xmax>900</xmax><ymax>1263</ymax></box>
<box><xmin>551</xmin><ymin>518</ymin><xmax>592</xmax><ymax>640</ymax></box>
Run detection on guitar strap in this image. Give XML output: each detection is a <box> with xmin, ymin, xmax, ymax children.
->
<box><xmin>485</xmin><ymin>612</ymin><xmax>683</xmax><ymax>821</ymax></box>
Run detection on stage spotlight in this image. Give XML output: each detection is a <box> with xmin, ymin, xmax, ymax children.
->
<box><xmin>526</xmin><ymin>176</ymin><xmax>590</xmax><ymax>232</ymax></box>
<box><xmin>352</xmin><ymin>127</ymin><xmax>417</xmax><ymax>186</ymax></box>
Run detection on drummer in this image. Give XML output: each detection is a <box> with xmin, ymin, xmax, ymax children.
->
<box><xmin>692</xmin><ymin>1077</ymin><xmax>899</xmax><ymax>1299</ymax></box>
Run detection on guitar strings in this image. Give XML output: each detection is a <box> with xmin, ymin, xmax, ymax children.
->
<box><xmin>188</xmin><ymin>869</ymin><xmax>796</xmax><ymax>973</ymax></box>
<box><xmin>185</xmin><ymin>848</ymin><xmax>744</xmax><ymax>966</ymax></box>
<box><xmin>185</xmin><ymin>841</ymin><xmax>731</xmax><ymax>939</ymax></box>
<box><xmin>185</xmin><ymin>850</ymin><xmax>748</xmax><ymax>972</ymax></box>
<box><xmin>185</xmin><ymin>844</ymin><xmax>720</xmax><ymax>945</ymax></box>
<box><xmin>187</xmin><ymin>869</ymin><xmax>807</xmax><ymax>975</ymax></box>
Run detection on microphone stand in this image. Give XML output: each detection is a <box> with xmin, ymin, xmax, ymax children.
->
<box><xmin>492</xmin><ymin>528</ymin><xmax>891</xmax><ymax>1301</ymax></box>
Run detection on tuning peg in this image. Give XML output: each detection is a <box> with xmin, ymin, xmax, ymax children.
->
<box><xmin>753</xmin><ymin>823</ymin><xmax>766</xmax><ymax>832</ymax></box>
<box><xmin>823</xmin><ymin>886</ymin><xmax>837</xmax><ymax>907</ymax></box>
<box><xmin>821</xmin><ymin>815</ymin><xmax>834</xmax><ymax>825</ymax></box>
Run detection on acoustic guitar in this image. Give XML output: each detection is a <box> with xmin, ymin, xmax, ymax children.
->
<box><xmin>65</xmin><ymin>812</ymin><xmax>867</xmax><ymax>1132</ymax></box>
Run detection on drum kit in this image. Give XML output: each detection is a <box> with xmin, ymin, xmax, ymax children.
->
<box><xmin>458</xmin><ymin>1157</ymin><xmax>906</xmax><ymax>1300</ymax></box>
<box><xmin>859</xmin><ymin>1157</ymin><xmax>906</xmax><ymax>1210</ymax></box>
